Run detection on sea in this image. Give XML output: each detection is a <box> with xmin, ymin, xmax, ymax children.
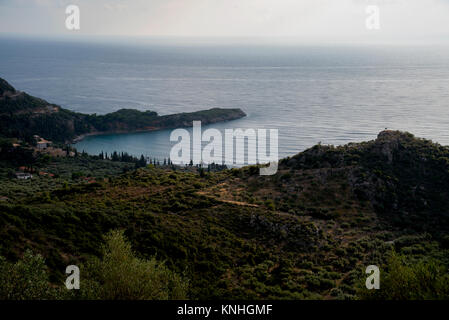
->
<box><xmin>1</xmin><ymin>36</ymin><xmax>449</xmax><ymax>163</ymax></box>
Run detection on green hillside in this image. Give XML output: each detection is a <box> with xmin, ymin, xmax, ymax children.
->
<box><xmin>1</xmin><ymin>130</ymin><xmax>449</xmax><ymax>299</ymax></box>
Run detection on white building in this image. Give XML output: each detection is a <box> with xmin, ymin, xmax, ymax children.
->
<box><xmin>37</xmin><ymin>139</ymin><xmax>52</xmax><ymax>149</ymax></box>
<box><xmin>15</xmin><ymin>172</ymin><xmax>33</xmax><ymax>180</ymax></box>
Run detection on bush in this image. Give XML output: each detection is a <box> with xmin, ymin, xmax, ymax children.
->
<box><xmin>79</xmin><ymin>230</ymin><xmax>189</xmax><ymax>300</ymax></box>
<box><xmin>0</xmin><ymin>250</ymin><xmax>63</xmax><ymax>300</ymax></box>
<box><xmin>359</xmin><ymin>252</ymin><xmax>449</xmax><ymax>300</ymax></box>
<box><xmin>0</xmin><ymin>231</ymin><xmax>188</xmax><ymax>300</ymax></box>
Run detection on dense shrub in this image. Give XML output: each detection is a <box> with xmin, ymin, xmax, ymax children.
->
<box><xmin>359</xmin><ymin>252</ymin><xmax>449</xmax><ymax>300</ymax></box>
<box><xmin>0</xmin><ymin>250</ymin><xmax>63</xmax><ymax>300</ymax></box>
<box><xmin>79</xmin><ymin>230</ymin><xmax>188</xmax><ymax>300</ymax></box>
<box><xmin>0</xmin><ymin>232</ymin><xmax>188</xmax><ymax>300</ymax></box>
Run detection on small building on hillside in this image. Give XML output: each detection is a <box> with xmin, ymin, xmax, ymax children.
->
<box><xmin>37</xmin><ymin>139</ymin><xmax>52</xmax><ymax>149</ymax></box>
<box><xmin>33</xmin><ymin>135</ymin><xmax>52</xmax><ymax>150</ymax></box>
<box><xmin>15</xmin><ymin>172</ymin><xmax>33</xmax><ymax>180</ymax></box>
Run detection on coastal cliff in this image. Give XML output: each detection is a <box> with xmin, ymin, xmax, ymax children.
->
<box><xmin>0</xmin><ymin>77</ymin><xmax>246</xmax><ymax>143</ymax></box>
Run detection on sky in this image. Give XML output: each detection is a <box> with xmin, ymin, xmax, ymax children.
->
<box><xmin>0</xmin><ymin>0</ymin><xmax>448</xmax><ymax>44</ymax></box>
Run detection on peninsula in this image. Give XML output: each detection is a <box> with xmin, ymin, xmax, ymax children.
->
<box><xmin>0</xmin><ymin>77</ymin><xmax>246</xmax><ymax>144</ymax></box>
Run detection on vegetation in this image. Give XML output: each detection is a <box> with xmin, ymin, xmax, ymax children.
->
<box><xmin>0</xmin><ymin>231</ymin><xmax>187</xmax><ymax>300</ymax></box>
<box><xmin>78</xmin><ymin>230</ymin><xmax>188</xmax><ymax>300</ymax></box>
<box><xmin>1</xmin><ymin>82</ymin><xmax>449</xmax><ymax>300</ymax></box>
<box><xmin>0</xmin><ymin>250</ymin><xmax>63</xmax><ymax>300</ymax></box>
<box><xmin>359</xmin><ymin>252</ymin><xmax>449</xmax><ymax>300</ymax></box>
<box><xmin>0</xmin><ymin>77</ymin><xmax>246</xmax><ymax>143</ymax></box>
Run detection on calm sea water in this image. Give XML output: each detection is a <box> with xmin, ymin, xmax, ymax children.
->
<box><xmin>1</xmin><ymin>37</ymin><xmax>449</xmax><ymax>162</ymax></box>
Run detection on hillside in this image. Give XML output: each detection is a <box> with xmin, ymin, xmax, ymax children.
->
<box><xmin>1</xmin><ymin>130</ymin><xmax>449</xmax><ymax>299</ymax></box>
<box><xmin>0</xmin><ymin>78</ymin><xmax>246</xmax><ymax>143</ymax></box>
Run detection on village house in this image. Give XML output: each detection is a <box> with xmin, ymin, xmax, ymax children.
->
<box><xmin>33</xmin><ymin>135</ymin><xmax>52</xmax><ymax>149</ymax></box>
<box><xmin>15</xmin><ymin>172</ymin><xmax>33</xmax><ymax>180</ymax></box>
<box><xmin>37</xmin><ymin>139</ymin><xmax>52</xmax><ymax>149</ymax></box>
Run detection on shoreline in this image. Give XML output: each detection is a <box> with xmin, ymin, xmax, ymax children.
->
<box><xmin>71</xmin><ymin>114</ymin><xmax>247</xmax><ymax>144</ymax></box>
<box><xmin>71</xmin><ymin>127</ymin><xmax>162</xmax><ymax>144</ymax></box>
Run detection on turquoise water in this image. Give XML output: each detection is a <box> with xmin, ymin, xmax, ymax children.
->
<box><xmin>1</xmin><ymin>37</ymin><xmax>449</xmax><ymax>162</ymax></box>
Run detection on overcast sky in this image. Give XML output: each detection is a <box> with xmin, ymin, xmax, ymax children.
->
<box><xmin>0</xmin><ymin>0</ymin><xmax>448</xmax><ymax>44</ymax></box>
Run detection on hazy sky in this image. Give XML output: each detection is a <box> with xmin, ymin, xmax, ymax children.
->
<box><xmin>0</xmin><ymin>0</ymin><xmax>448</xmax><ymax>43</ymax></box>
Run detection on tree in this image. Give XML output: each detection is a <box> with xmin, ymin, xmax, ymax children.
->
<box><xmin>139</xmin><ymin>155</ymin><xmax>147</xmax><ymax>167</ymax></box>
<box><xmin>0</xmin><ymin>250</ymin><xmax>62</xmax><ymax>300</ymax></box>
<box><xmin>111</xmin><ymin>151</ymin><xmax>119</xmax><ymax>161</ymax></box>
<box><xmin>79</xmin><ymin>230</ymin><xmax>188</xmax><ymax>300</ymax></box>
<box><xmin>359</xmin><ymin>252</ymin><xmax>449</xmax><ymax>300</ymax></box>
